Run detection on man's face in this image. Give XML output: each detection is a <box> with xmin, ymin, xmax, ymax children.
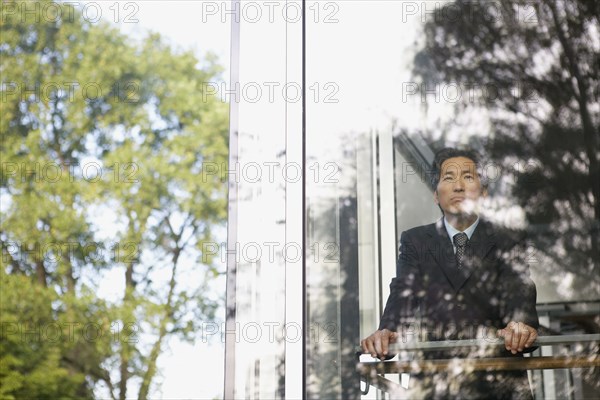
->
<box><xmin>434</xmin><ymin>156</ymin><xmax>486</xmax><ymax>216</ymax></box>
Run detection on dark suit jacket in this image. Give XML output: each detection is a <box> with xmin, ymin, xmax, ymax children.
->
<box><xmin>379</xmin><ymin>218</ymin><xmax>539</xmax><ymax>399</ymax></box>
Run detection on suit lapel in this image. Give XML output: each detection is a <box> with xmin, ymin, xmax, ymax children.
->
<box><xmin>427</xmin><ymin>218</ymin><xmax>496</xmax><ymax>293</ymax></box>
<box><xmin>466</xmin><ymin>219</ymin><xmax>496</xmax><ymax>263</ymax></box>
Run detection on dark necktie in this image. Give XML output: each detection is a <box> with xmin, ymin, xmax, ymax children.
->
<box><xmin>453</xmin><ymin>233</ymin><xmax>468</xmax><ymax>268</ymax></box>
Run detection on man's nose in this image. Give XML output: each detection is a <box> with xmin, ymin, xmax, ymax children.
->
<box><xmin>453</xmin><ymin>178</ymin><xmax>465</xmax><ymax>191</ymax></box>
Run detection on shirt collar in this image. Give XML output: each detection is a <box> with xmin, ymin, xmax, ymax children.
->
<box><xmin>444</xmin><ymin>216</ymin><xmax>480</xmax><ymax>242</ymax></box>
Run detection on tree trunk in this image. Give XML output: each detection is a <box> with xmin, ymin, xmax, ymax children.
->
<box><xmin>138</xmin><ymin>248</ymin><xmax>181</xmax><ymax>400</ymax></box>
<box><xmin>119</xmin><ymin>261</ymin><xmax>135</xmax><ymax>400</ymax></box>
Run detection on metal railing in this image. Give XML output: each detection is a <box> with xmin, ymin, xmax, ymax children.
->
<box><xmin>356</xmin><ymin>334</ymin><xmax>600</xmax><ymax>396</ymax></box>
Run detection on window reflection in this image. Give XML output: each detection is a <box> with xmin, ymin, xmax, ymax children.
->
<box><xmin>305</xmin><ymin>0</ymin><xmax>598</xmax><ymax>399</ymax></box>
<box><xmin>227</xmin><ymin>0</ymin><xmax>599</xmax><ymax>398</ymax></box>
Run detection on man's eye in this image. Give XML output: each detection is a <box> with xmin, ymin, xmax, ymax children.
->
<box><xmin>464</xmin><ymin>175</ymin><xmax>474</xmax><ymax>181</ymax></box>
<box><xmin>443</xmin><ymin>176</ymin><xmax>453</xmax><ymax>181</ymax></box>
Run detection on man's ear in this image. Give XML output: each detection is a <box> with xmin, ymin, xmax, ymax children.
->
<box><xmin>433</xmin><ymin>189</ymin><xmax>439</xmax><ymax>204</ymax></box>
<box><xmin>481</xmin><ymin>187</ymin><xmax>488</xmax><ymax>197</ymax></box>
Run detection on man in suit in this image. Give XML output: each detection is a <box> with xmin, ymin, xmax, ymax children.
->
<box><xmin>361</xmin><ymin>147</ymin><xmax>539</xmax><ymax>399</ymax></box>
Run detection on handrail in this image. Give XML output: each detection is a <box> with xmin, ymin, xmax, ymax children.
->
<box><xmin>357</xmin><ymin>334</ymin><xmax>600</xmax><ymax>354</ymax></box>
<box><xmin>357</xmin><ymin>334</ymin><xmax>600</xmax><ymax>395</ymax></box>
<box><xmin>357</xmin><ymin>356</ymin><xmax>600</xmax><ymax>374</ymax></box>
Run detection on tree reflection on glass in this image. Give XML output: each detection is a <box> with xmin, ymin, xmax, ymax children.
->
<box><xmin>413</xmin><ymin>0</ymin><xmax>598</xmax><ymax>294</ymax></box>
<box><xmin>394</xmin><ymin>0</ymin><xmax>600</xmax><ymax>397</ymax></box>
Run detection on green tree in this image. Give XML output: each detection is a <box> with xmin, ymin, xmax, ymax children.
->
<box><xmin>1</xmin><ymin>1</ymin><xmax>228</xmax><ymax>398</ymax></box>
<box><xmin>413</xmin><ymin>0</ymin><xmax>599</xmax><ymax>298</ymax></box>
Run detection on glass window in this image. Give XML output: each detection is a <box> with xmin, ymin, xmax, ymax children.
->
<box><xmin>227</xmin><ymin>1</ymin><xmax>599</xmax><ymax>398</ymax></box>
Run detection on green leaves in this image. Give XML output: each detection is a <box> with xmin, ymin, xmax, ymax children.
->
<box><xmin>1</xmin><ymin>1</ymin><xmax>228</xmax><ymax>398</ymax></box>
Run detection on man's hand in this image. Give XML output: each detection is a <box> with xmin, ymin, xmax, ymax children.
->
<box><xmin>497</xmin><ymin>321</ymin><xmax>538</xmax><ymax>354</ymax></box>
<box><xmin>360</xmin><ymin>329</ymin><xmax>398</xmax><ymax>359</ymax></box>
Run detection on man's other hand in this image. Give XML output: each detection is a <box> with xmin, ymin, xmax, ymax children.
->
<box><xmin>497</xmin><ymin>321</ymin><xmax>538</xmax><ymax>354</ymax></box>
<box><xmin>360</xmin><ymin>329</ymin><xmax>398</xmax><ymax>359</ymax></box>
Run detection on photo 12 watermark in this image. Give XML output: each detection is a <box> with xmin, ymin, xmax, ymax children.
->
<box><xmin>201</xmin><ymin>321</ymin><xmax>339</xmax><ymax>344</ymax></box>
<box><xmin>1</xmin><ymin>161</ymin><xmax>140</xmax><ymax>184</ymax></box>
<box><xmin>398</xmin><ymin>159</ymin><xmax>542</xmax><ymax>185</ymax></box>
<box><xmin>201</xmin><ymin>1</ymin><xmax>340</xmax><ymax>24</ymax></box>
<box><xmin>400</xmin><ymin>1</ymin><xmax>539</xmax><ymax>25</ymax></box>
<box><xmin>1</xmin><ymin>321</ymin><xmax>140</xmax><ymax>344</ymax></box>
<box><xmin>1</xmin><ymin>1</ymin><xmax>140</xmax><ymax>24</ymax></box>
<box><xmin>201</xmin><ymin>161</ymin><xmax>340</xmax><ymax>184</ymax></box>
<box><xmin>201</xmin><ymin>241</ymin><xmax>341</xmax><ymax>264</ymax></box>
<box><xmin>401</xmin><ymin>81</ymin><xmax>538</xmax><ymax>105</ymax></box>
<box><xmin>202</xmin><ymin>81</ymin><xmax>339</xmax><ymax>104</ymax></box>
<box><xmin>391</xmin><ymin>322</ymin><xmax>515</xmax><ymax>344</ymax></box>
<box><xmin>1</xmin><ymin>81</ymin><xmax>140</xmax><ymax>104</ymax></box>
<box><xmin>2</xmin><ymin>240</ymin><xmax>140</xmax><ymax>265</ymax></box>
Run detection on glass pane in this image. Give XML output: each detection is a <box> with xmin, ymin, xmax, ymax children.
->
<box><xmin>305</xmin><ymin>0</ymin><xmax>599</xmax><ymax>398</ymax></box>
<box><xmin>1</xmin><ymin>2</ymin><xmax>232</xmax><ymax>399</ymax></box>
<box><xmin>225</xmin><ymin>12</ymin><xmax>291</xmax><ymax>400</ymax></box>
<box><xmin>224</xmin><ymin>1</ymin><xmax>304</xmax><ymax>397</ymax></box>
